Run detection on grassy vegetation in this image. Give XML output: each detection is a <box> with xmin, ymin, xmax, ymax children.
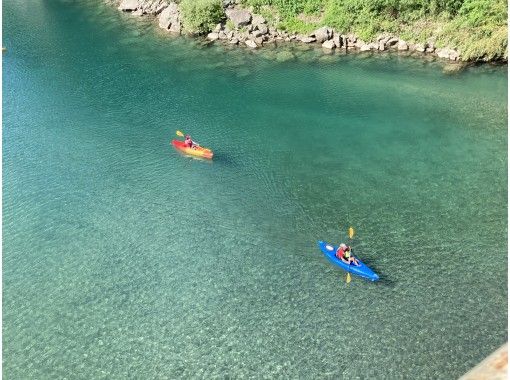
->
<box><xmin>239</xmin><ymin>0</ymin><xmax>507</xmax><ymax>60</ymax></box>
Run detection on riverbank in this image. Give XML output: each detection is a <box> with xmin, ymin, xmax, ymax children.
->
<box><xmin>108</xmin><ymin>0</ymin><xmax>507</xmax><ymax>63</ymax></box>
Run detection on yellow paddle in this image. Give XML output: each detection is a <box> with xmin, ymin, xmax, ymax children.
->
<box><xmin>346</xmin><ymin>227</ymin><xmax>355</xmax><ymax>283</ymax></box>
<box><xmin>176</xmin><ymin>130</ymin><xmax>185</xmax><ymax>137</ymax></box>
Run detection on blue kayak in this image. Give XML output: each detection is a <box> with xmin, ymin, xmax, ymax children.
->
<box><xmin>317</xmin><ymin>240</ymin><xmax>379</xmax><ymax>282</ymax></box>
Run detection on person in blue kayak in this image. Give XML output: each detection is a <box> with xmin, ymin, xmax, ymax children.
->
<box><xmin>336</xmin><ymin>243</ymin><xmax>359</xmax><ymax>266</ymax></box>
<box><xmin>184</xmin><ymin>135</ymin><xmax>198</xmax><ymax>149</ymax></box>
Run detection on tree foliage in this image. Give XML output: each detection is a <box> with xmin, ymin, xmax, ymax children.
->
<box><xmin>180</xmin><ymin>0</ymin><xmax>224</xmax><ymax>34</ymax></box>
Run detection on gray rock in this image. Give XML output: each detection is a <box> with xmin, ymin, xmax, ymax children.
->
<box><xmin>229</xmin><ymin>38</ymin><xmax>239</xmax><ymax>44</ymax></box>
<box><xmin>257</xmin><ymin>24</ymin><xmax>268</xmax><ymax>35</ymax></box>
<box><xmin>312</xmin><ymin>26</ymin><xmax>332</xmax><ymax>43</ymax></box>
<box><xmin>251</xmin><ymin>14</ymin><xmax>266</xmax><ymax>26</ymax></box>
<box><xmin>397</xmin><ymin>40</ymin><xmax>408</xmax><ymax>51</ymax></box>
<box><xmin>155</xmin><ymin>3</ymin><xmax>167</xmax><ymax>15</ymax></box>
<box><xmin>299</xmin><ymin>36</ymin><xmax>316</xmax><ymax>43</ymax></box>
<box><xmin>436</xmin><ymin>48</ymin><xmax>450</xmax><ymax>59</ymax></box>
<box><xmin>359</xmin><ymin>44</ymin><xmax>371</xmax><ymax>51</ymax></box>
<box><xmin>341</xmin><ymin>35</ymin><xmax>348</xmax><ymax>48</ymax></box>
<box><xmin>426</xmin><ymin>46</ymin><xmax>436</xmax><ymax>53</ymax></box>
<box><xmin>414</xmin><ymin>43</ymin><xmax>426</xmax><ymax>52</ymax></box>
<box><xmin>254</xmin><ymin>36</ymin><xmax>264</xmax><ymax>45</ymax></box>
<box><xmin>252</xmin><ymin>30</ymin><xmax>263</xmax><ymax>38</ymax></box>
<box><xmin>118</xmin><ymin>0</ymin><xmax>139</xmax><ymax>11</ymax></box>
<box><xmin>378</xmin><ymin>41</ymin><xmax>386</xmax><ymax>51</ymax></box>
<box><xmin>245</xmin><ymin>39</ymin><xmax>258</xmax><ymax>48</ymax></box>
<box><xmin>158</xmin><ymin>3</ymin><xmax>179</xmax><ymax>30</ymax></box>
<box><xmin>436</xmin><ymin>48</ymin><xmax>460</xmax><ymax>61</ymax></box>
<box><xmin>132</xmin><ymin>8</ymin><xmax>143</xmax><ymax>16</ymax></box>
<box><xmin>214</xmin><ymin>23</ymin><xmax>222</xmax><ymax>32</ymax></box>
<box><xmin>322</xmin><ymin>40</ymin><xmax>336</xmax><ymax>49</ymax></box>
<box><xmin>354</xmin><ymin>39</ymin><xmax>367</xmax><ymax>48</ymax></box>
<box><xmin>226</xmin><ymin>8</ymin><xmax>252</xmax><ymax>27</ymax></box>
<box><xmin>219</xmin><ymin>31</ymin><xmax>228</xmax><ymax>40</ymax></box>
<box><xmin>332</xmin><ymin>34</ymin><xmax>341</xmax><ymax>48</ymax></box>
<box><xmin>207</xmin><ymin>32</ymin><xmax>219</xmax><ymax>41</ymax></box>
<box><xmin>347</xmin><ymin>34</ymin><xmax>357</xmax><ymax>43</ymax></box>
<box><xmin>168</xmin><ymin>19</ymin><xmax>180</xmax><ymax>33</ymax></box>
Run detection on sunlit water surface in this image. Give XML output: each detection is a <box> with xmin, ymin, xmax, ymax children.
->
<box><xmin>3</xmin><ymin>1</ymin><xmax>507</xmax><ymax>378</ymax></box>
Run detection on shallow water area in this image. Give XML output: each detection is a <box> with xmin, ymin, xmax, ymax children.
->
<box><xmin>3</xmin><ymin>0</ymin><xmax>507</xmax><ymax>378</ymax></box>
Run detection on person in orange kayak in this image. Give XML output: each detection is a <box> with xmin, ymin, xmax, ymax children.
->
<box><xmin>184</xmin><ymin>135</ymin><xmax>197</xmax><ymax>149</ymax></box>
<box><xmin>336</xmin><ymin>243</ymin><xmax>359</xmax><ymax>266</ymax></box>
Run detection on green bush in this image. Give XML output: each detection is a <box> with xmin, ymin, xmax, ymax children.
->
<box><xmin>180</xmin><ymin>0</ymin><xmax>224</xmax><ymax>34</ymax></box>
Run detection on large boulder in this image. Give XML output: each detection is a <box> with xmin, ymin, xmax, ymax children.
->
<box><xmin>312</xmin><ymin>26</ymin><xmax>332</xmax><ymax>43</ymax></box>
<box><xmin>226</xmin><ymin>8</ymin><xmax>252</xmax><ymax>27</ymax></box>
<box><xmin>245</xmin><ymin>39</ymin><xmax>258</xmax><ymax>48</ymax></box>
<box><xmin>158</xmin><ymin>3</ymin><xmax>180</xmax><ymax>32</ymax></box>
<box><xmin>118</xmin><ymin>0</ymin><xmax>139</xmax><ymax>11</ymax></box>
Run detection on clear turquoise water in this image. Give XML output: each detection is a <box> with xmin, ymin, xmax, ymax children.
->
<box><xmin>3</xmin><ymin>1</ymin><xmax>507</xmax><ymax>378</ymax></box>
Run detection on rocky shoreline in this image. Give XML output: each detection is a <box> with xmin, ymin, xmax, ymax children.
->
<box><xmin>111</xmin><ymin>0</ymin><xmax>467</xmax><ymax>62</ymax></box>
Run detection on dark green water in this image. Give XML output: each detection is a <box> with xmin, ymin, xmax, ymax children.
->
<box><xmin>3</xmin><ymin>1</ymin><xmax>507</xmax><ymax>378</ymax></box>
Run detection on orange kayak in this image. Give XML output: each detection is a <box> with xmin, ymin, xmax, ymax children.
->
<box><xmin>171</xmin><ymin>139</ymin><xmax>213</xmax><ymax>159</ymax></box>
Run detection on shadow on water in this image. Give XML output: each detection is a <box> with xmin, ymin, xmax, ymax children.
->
<box><xmin>209</xmin><ymin>151</ymin><xmax>239</xmax><ymax>167</ymax></box>
<box><xmin>349</xmin><ymin>254</ymin><xmax>397</xmax><ymax>287</ymax></box>
<box><xmin>376</xmin><ymin>274</ymin><xmax>397</xmax><ymax>287</ymax></box>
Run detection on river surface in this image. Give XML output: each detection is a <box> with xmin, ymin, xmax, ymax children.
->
<box><xmin>3</xmin><ymin>1</ymin><xmax>508</xmax><ymax>378</ymax></box>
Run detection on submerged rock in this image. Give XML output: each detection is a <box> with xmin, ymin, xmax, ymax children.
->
<box><xmin>275</xmin><ymin>50</ymin><xmax>295</xmax><ymax>62</ymax></box>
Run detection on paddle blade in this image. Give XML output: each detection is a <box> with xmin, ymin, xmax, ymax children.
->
<box><xmin>346</xmin><ymin>273</ymin><xmax>352</xmax><ymax>283</ymax></box>
<box><xmin>176</xmin><ymin>130</ymin><xmax>184</xmax><ymax>137</ymax></box>
<box><xmin>348</xmin><ymin>227</ymin><xmax>355</xmax><ymax>239</ymax></box>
